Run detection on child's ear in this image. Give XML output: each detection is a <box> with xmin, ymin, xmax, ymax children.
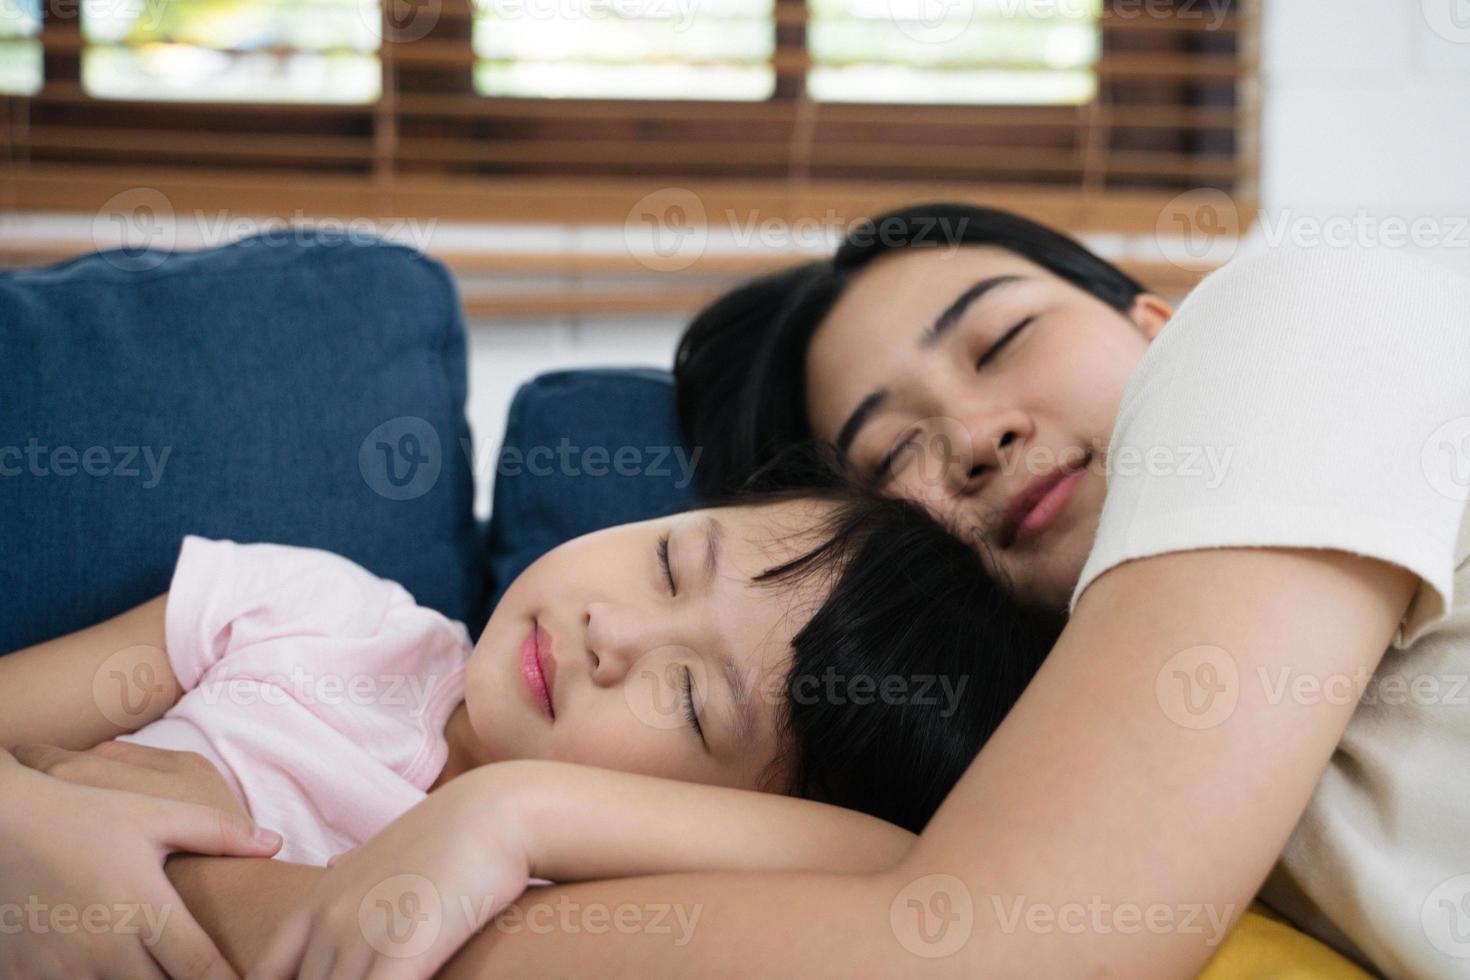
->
<box><xmin>1128</xmin><ymin>293</ymin><xmax>1173</xmax><ymax>341</ymax></box>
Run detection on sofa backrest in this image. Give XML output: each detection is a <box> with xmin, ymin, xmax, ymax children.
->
<box><xmin>0</xmin><ymin>230</ymin><xmax>484</xmax><ymax>654</ymax></box>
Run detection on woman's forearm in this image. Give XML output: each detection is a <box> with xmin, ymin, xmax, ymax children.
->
<box><xmin>480</xmin><ymin>759</ymin><xmax>916</xmax><ymax>882</ymax></box>
<box><xmin>167</xmin><ymin>854</ymin><xmax>907</xmax><ymax>979</ymax></box>
<box><xmin>166</xmin><ymin>856</ymin><xmax>320</xmax><ymax>971</ymax></box>
<box><xmin>438</xmin><ymin>869</ymin><xmax>901</xmax><ymax>979</ymax></box>
<box><xmin>0</xmin><ymin>594</ymin><xmax>178</xmax><ymax>749</ymax></box>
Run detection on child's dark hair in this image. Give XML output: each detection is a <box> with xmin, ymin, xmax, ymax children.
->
<box><xmin>727</xmin><ymin>446</ymin><xmax>1063</xmax><ymax>833</ymax></box>
<box><xmin>675</xmin><ymin>201</ymin><xmax>1144</xmax><ymax>497</ymax></box>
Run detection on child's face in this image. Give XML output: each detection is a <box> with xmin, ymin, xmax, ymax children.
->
<box><xmin>462</xmin><ymin>499</ymin><xmax>835</xmax><ymax>792</ymax></box>
<box><xmin>804</xmin><ymin>245</ymin><xmax>1171</xmax><ymax>612</ymax></box>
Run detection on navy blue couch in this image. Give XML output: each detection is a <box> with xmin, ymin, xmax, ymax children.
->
<box><xmin>0</xmin><ymin>231</ymin><xmax>695</xmax><ymax>654</ymax></box>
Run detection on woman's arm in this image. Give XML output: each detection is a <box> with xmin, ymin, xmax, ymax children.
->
<box><xmin>175</xmin><ymin>549</ymin><xmax>1408</xmax><ymax>979</ymax></box>
<box><xmin>434</xmin><ymin>547</ymin><xmax>1413</xmax><ymax>979</ymax></box>
<box><xmin>0</xmin><ymin>748</ymin><xmax>282</xmax><ymax>980</ymax></box>
<box><xmin>244</xmin><ymin>760</ymin><xmax>914</xmax><ymax>979</ymax></box>
<box><xmin>0</xmin><ymin>594</ymin><xmax>180</xmax><ymax>749</ymax></box>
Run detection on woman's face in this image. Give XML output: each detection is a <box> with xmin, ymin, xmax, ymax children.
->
<box><xmin>805</xmin><ymin>245</ymin><xmax>1171</xmax><ymax>610</ymax></box>
<box><xmin>462</xmin><ymin>499</ymin><xmax>835</xmax><ymax>792</ymax></box>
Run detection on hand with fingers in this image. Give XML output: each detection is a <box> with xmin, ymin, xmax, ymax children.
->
<box><xmin>249</xmin><ymin>769</ymin><xmax>531</xmax><ymax>980</ymax></box>
<box><xmin>0</xmin><ymin>744</ymin><xmax>283</xmax><ymax>980</ymax></box>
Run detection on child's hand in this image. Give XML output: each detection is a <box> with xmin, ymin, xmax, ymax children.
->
<box><xmin>13</xmin><ymin>740</ymin><xmax>248</xmax><ymax>819</ymax></box>
<box><xmin>0</xmin><ymin>746</ymin><xmax>283</xmax><ymax>980</ymax></box>
<box><xmin>249</xmin><ymin>769</ymin><xmax>533</xmax><ymax>980</ymax></box>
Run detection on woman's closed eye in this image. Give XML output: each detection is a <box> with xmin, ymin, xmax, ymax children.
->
<box><xmin>976</xmin><ymin>316</ymin><xmax>1034</xmax><ymax>369</ymax></box>
<box><xmin>875</xmin><ymin>430</ymin><xmax>920</xmax><ymax>480</ymax></box>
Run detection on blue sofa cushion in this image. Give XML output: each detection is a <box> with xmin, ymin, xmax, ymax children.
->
<box><xmin>0</xmin><ymin>230</ymin><xmax>484</xmax><ymax>654</ymax></box>
<box><xmin>484</xmin><ymin>368</ymin><xmax>697</xmax><ymax>608</ymax></box>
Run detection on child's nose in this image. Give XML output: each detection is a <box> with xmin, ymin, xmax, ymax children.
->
<box><xmin>583</xmin><ymin>601</ymin><xmax>648</xmax><ymax>684</ymax></box>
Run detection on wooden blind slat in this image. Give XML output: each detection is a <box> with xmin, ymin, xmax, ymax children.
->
<box><xmin>7</xmin><ymin>0</ymin><xmax>1256</xmax><ymax>237</ymax></box>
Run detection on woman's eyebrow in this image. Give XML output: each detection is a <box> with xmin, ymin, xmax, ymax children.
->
<box><xmin>919</xmin><ymin>274</ymin><xmax>1026</xmax><ymax>349</ymax></box>
<box><xmin>836</xmin><ymin>388</ymin><xmax>890</xmax><ymax>456</ymax></box>
<box><xmin>835</xmin><ymin>275</ymin><xmax>1028</xmax><ymax>456</ymax></box>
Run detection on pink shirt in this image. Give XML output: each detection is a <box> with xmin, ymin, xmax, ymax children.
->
<box><xmin>120</xmin><ymin>536</ymin><xmax>473</xmax><ymax>866</ymax></box>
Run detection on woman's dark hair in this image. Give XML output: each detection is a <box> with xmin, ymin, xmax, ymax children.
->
<box><xmin>675</xmin><ymin>202</ymin><xmax>1145</xmax><ymax>497</ymax></box>
<box><xmin>730</xmin><ymin>446</ymin><xmax>1063</xmax><ymax>833</ymax></box>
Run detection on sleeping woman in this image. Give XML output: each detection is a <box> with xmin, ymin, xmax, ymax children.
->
<box><xmin>672</xmin><ymin>206</ymin><xmax>1470</xmax><ymax>978</ymax></box>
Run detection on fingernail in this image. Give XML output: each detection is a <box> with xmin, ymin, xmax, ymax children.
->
<box><xmin>255</xmin><ymin>828</ymin><xmax>283</xmax><ymax>847</ymax></box>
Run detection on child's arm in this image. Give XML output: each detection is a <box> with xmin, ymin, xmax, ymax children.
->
<box><xmin>250</xmin><ymin>760</ymin><xmax>914</xmax><ymax>980</ymax></box>
<box><xmin>0</xmin><ymin>594</ymin><xmax>181</xmax><ymax>750</ymax></box>
<box><xmin>482</xmin><ymin>759</ymin><xmax>915</xmax><ymax>880</ymax></box>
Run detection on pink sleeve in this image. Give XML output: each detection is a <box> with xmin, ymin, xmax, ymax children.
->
<box><xmin>163</xmin><ymin>536</ymin><xmax>414</xmax><ymax>692</ymax></box>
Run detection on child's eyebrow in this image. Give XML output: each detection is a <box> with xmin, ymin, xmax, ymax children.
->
<box><xmin>721</xmin><ymin>653</ymin><xmax>758</xmax><ymax>746</ymax></box>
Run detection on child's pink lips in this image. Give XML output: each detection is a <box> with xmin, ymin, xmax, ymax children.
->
<box><xmin>519</xmin><ymin>622</ymin><xmax>556</xmax><ymax>720</ymax></box>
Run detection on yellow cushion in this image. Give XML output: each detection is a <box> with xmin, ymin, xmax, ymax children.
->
<box><xmin>1197</xmin><ymin>905</ymin><xmax>1372</xmax><ymax>979</ymax></box>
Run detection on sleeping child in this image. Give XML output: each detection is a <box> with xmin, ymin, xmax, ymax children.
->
<box><xmin>0</xmin><ymin>474</ymin><xmax>1062</xmax><ymax>977</ymax></box>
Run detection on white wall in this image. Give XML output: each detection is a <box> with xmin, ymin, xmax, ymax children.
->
<box><xmin>1252</xmin><ymin>0</ymin><xmax>1470</xmax><ymax>273</ymax></box>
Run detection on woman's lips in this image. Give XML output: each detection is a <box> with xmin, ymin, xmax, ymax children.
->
<box><xmin>518</xmin><ymin>622</ymin><xmax>556</xmax><ymax>720</ymax></box>
<box><xmin>1011</xmin><ymin>466</ymin><xmax>1086</xmax><ymax>545</ymax></box>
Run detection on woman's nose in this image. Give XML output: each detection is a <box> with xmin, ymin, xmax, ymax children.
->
<box><xmin>950</xmin><ymin>406</ymin><xmax>1032</xmax><ymax>488</ymax></box>
<box><xmin>894</xmin><ymin>413</ymin><xmax>1024</xmax><ymax>498</ymax></box>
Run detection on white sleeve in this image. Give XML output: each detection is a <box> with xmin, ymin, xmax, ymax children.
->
<box><xmin>1070</xmin><ymin>245</ymin><xmax>1470</xmax><ymax>647</ymax></box>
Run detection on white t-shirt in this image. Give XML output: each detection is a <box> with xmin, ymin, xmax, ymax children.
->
<box><xmin>1070</xmin><ymin>245</ymin><xmax>1470</xmax><ymax>979</ymax></box>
